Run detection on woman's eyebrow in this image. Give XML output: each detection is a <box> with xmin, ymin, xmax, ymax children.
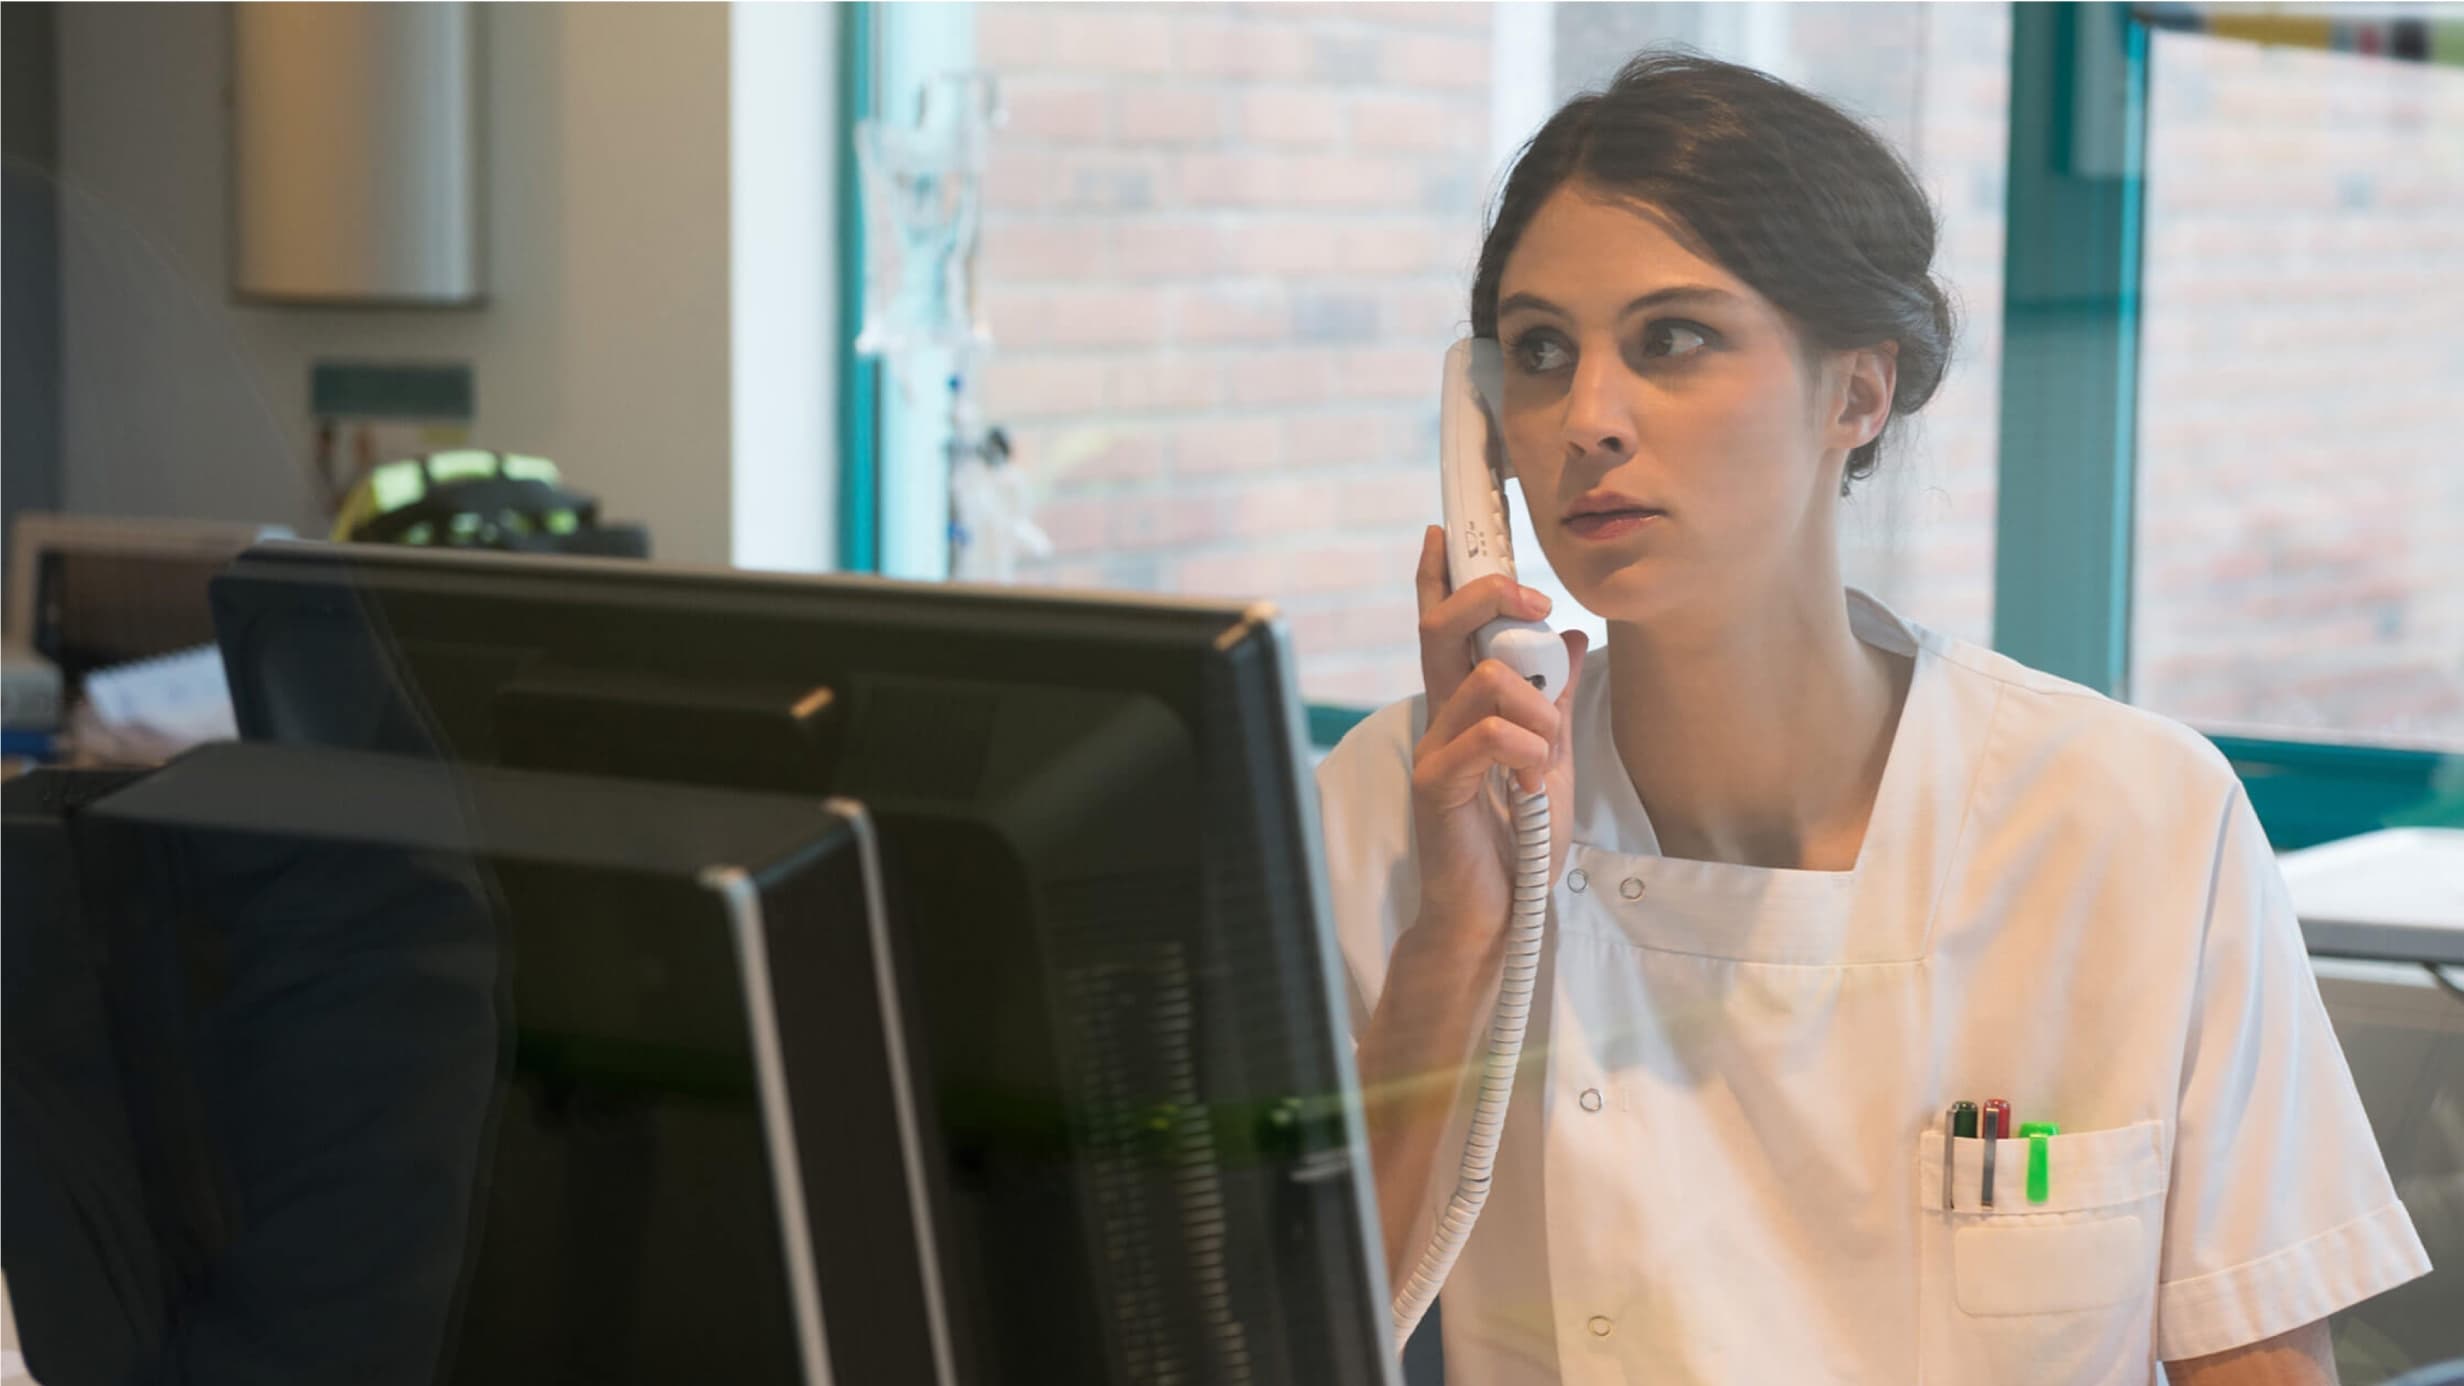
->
<box><xmin>1497</xmin><ymin>285</ymin><xmax>1742</xmax><ymax>319</ymax></box>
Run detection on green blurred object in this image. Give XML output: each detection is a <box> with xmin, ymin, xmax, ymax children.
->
<box><xmin>2019</xmin><ymin>1122</ymin><xmax>2059</xmax><ymax>1204</ymax></box>
<box><xmin>329</xmin><ymin>450</ymin><xmax>650</xmax><ymax>558</ymax></box>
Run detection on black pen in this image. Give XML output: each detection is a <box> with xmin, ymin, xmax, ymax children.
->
<box><xmin>1944</xmin><ymin>1101</ymin><xmax>1977</xmax><ymax>1211</ymax></box>
<box><xmin>1982</xmin><ymin>1100</ymin><xmax>2010</xmax><ymax>1208</ymax></box>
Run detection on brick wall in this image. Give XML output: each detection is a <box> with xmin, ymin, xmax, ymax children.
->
<box><xmin>2136</xmin><ymin>32</ymin><xmax>2464</xmax><ymax>746</ymax></box>
<box><xmin>973</xmin><ymin>1</ymin><xmax>2014</xmax><ymax>707</ymax></box>
<box><xmin>973</xmin><ymin>0</ymin><xmax>1494</xmax><ymax>707</ymax></box>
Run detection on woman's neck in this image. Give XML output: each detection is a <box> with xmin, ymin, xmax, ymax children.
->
<box><xmin>1604</xmin><ymin>580</ymin><xmax>1912</xmax><ymax>871</ymax></box>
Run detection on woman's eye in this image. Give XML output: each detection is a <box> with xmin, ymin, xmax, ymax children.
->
<box><xmin>1510</xmin><ymin>333</ymin><xmax>1571</xmax><ymax>373</ymax></box>
<box><xmin>1642</xmin><ymin>320</ymin><xmax>1713</xmax><ymax>358</ymax></box>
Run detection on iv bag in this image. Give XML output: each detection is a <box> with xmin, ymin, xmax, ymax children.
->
<box><xmin>854</xmin><ymin>72</ymin><xmax>1001</xmax><ymax>361</ymax></box>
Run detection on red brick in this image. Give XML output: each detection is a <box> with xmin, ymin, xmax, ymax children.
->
<box><xmin>1171</xmin><ymin>417</ymin><xmax>1285</xmax><ymax>477</ymax></box>
<box><xmin>1173</xmin><ymin>153</ymin><xmax>1275</xmax><ymax>206</ymax></box>
<box><xmin>1239</xmin><ymin>88</ymin><xmax>1347</xmax><ymax>145</ymax></box>
<box><xmin>1411</xmin><ymin>2</ymin><xmax>1494</xmax><ymax>33</ymax></box>
<box><xmin>1111</xmin><ymin>493</ymin><xmax>1208</xmax><ymax>551</ymax></box>
<box><xmin>1000</xmin><ymin>80</ymin><xmax>1113</xmax><ymax>142</ymax></box>
<box><xmin>1327</xmin><ymin>3</ymin><xmax>1491</xmax><ymax>34</ymax></box>
<box><xmin>1054</xmin><ymin>429</ymin><xmax>1167</xmax><ymax>483</ymax></box>
<box><xmin>1042</xmin><ymin>286</ymin><xmax>1170</xmax><ymax>348</ymax></box>
<box><xmin>1337</xmin><ymin>222</ymin><xmax>1460</xmax><ymax>274</ymax></box>
<box><xmin>1215</xmin><ymin>218</ymin><xmax>1348</xmax><ymax>274</ymax></box>
<box><xmin>982</xmin><ymin>149</ymin><xmax>1058</xmax><ymax>212</ymax></box>
<box><xmin>1292</xmin><ymin>539</ymin><xmax>1404</xmax><ymax>594</ymax></box>
<box><xmin>1118</xmin><ymin>86</ymin><xmax>1222</xmax><ymax>145</ymax></box>
<box><xmin>1172</xmin><ymin>287</ymin><xmax>1289</xmax><ymax>342</ymax></box>
<box><xmin>1285</xmin><ymin>411</ymin><xmax>1395</xmax><ymax>466</ymax></box>
<box><xmin>979</xmin><ymin>287</ymin><xmax>1048</xmax><ymax>349</ymax></box>
<box><xmin>1337</xmin><ymin>473</ymin><xmax>1437</xmax><ymax>529</ymax></box>
<box><xmin>1327</xmin><ymin>346</ymin><xmax>1434</xmax><ymax>401</ymax></box>
<box><xmin>1380</xmin><ymin>285</ymin><xmax>1471</xmax><ymax>340</ymax></box>
<box><xmin>1175</xmin><ymin>538</ymin><xmax>1390</xmax><ymax>597</ymax></box>
<box><xmin>1009</xmin><ymin>424</ymin><xmax>1165</xmax><ymax>485</ymax></box>
<box><xmin>1384</xmin><ymin>33</ymin><xmax>1488</xmax><ymax>90</ymax></box>
<box><xmin>1022</xmin><ymin>559</ymin><xmax>1114</xmax><ymax>590</ymax></box>
<box><xmin>1206</xmin><ymin>478</ymin><xmax>1347</xmax><ymax>540</ymax></box>
<box><xmin>1287</xmin><ymin>595</ymin><xmax>1421</xmax><ymax>660</ymax></box>
<box><xmin>976</xmin><ymin>6</ymin><xmax>1052</xmax><ymax>66</ymax></box>
<box><xmin>1295</xmin><ymin>155</ymin><xmax>1422</xmax><ymax>208</ymax></box>
<box><xmin>1172</xmin><ymin>17</ymin><xmax>1311</xmax><ymax>80</ymax></box>
<box><xmin>1051</xmin><ymin>11</ymin><xmax>1174</xmax><ymax>75</ymax></box>
<box><xmin>981</xmin><ymin>220</ymin><xmax>1115</xmax><ymax>282</ymax></box>
<box><xmin>1114</xmin><ymin>219</ymin><xmax>1226</xmax><ymax>278</ymax></box>
<box><xmin>1193</xmin><ymin>155</ymin><xmax>1419</xmax><ymax>209</ymax></box>
<box><xmin>1057</xmin><ymin>153</ymin><xmax>1164</xmax><ymax>211</ymax></box>
<box><xmin>1350</xmin><ymin>93</ymin><xmax>1454</xmax><ymax>152</ymax></box>
<box><xmin>1034</xmin><ymin>495</ymin><xmax>1118</xmax><ymax>555</ymax></box>
<box><xmin>1156</xmin><ymin>494</ymin><xmax>1230</xmax><ymax>547</ymax></box>
<box><xmin>1224</xmin><ymin>348</ymin><xmax>1338</xmax><ymax>406</ymax></box>
<box><xmin>1109</xmin><ymin>357</ymin><xmax>1223</xmax><ymax>412</ymax></box>
<box><xmin>980</xmin><ymin>356</ymin><xmax>1109</xmax><ymax>419</ymax></box>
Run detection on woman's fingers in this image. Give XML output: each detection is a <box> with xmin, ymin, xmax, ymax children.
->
<box><xmin>1421</xmin><ymin>657</ymin><xmax>1560</xmax><ymax>770</ymax></box>
<box><xmin>1415</xmin><ymin>525</ymin><xmax>1553</xmax><ymax>709</ymax></box>
<box><xmin>1410</xmin><ymin>712</ymin><xmax>1553</xmax><ymax>809</ymax></box>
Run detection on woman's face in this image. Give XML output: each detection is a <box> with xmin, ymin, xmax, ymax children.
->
<box><xmin>1492</xmin><ymin>181</ymin><xmax>1892</xmax><ymax>628</ymax></box>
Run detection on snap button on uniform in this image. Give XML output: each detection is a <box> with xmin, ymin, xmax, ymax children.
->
<box><xmin>1578</xmin><ymin>1088</ymin><xmax>1603</xmax><ymax>1113</ymax></box>
<box><xmin>1619</xmin><ymin>877</ymin><xmax>1645</xmax><ymax>900</ymax></box>
<box><xmin>1567</xmin><ymin>868</ymin><xmax>1588</xmax><ymax>893</ymax></box>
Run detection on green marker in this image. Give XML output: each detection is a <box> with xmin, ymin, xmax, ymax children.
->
<box><xmin>2019</xmin><ymin>1121</ymin><xmax>2059</xmax><ymax>1204</ymax></box>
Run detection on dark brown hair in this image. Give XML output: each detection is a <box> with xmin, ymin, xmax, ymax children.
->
<box><xmin>1471</xmin><ymin>50</ymin><xmax>1956</xmax><ymax>492</ymax></box>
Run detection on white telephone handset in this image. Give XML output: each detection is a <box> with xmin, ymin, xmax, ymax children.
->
<box><xmin>1389</xmin><ymin>340</ymin><xmax>1558</xmax><ymax>1348</ymax></box>
<box><xmin>1437</xmin><ymin>338</ymin><xmax>1568</xmax><ymax>696</ymax></box>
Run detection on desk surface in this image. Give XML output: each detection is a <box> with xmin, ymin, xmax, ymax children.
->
<box><xmin>2280</xmin><ymin>828</ymin><xmax>2464</xmax><ymax>966</ymax></box>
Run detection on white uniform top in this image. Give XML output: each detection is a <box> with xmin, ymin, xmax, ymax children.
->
<box><xmin>1315</xmin><ymin>588</ymin><xmax>2431</xmax><ymax>1385</ymax></box>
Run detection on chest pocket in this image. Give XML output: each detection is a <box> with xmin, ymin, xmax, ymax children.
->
<box><xmin>1916</xmin><ymin>1119</ymin><xmax>2168</xmax><ymax>1385</ymax></box>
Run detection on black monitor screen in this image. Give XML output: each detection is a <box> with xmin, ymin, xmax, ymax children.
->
<box><xmin>202</xmin><ymin>542</ymin><xmax>1393</xmax><ymax>1386</ymax></box>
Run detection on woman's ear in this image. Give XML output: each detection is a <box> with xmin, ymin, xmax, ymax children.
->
<box><xmin>1829</xmin><ymin>341</ymin><xmax>1899</xmax><ymax>450</ymax></box>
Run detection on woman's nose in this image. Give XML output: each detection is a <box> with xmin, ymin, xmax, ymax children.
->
<box><xmin>1561</xmin><ymin>356</ymin><xmax>1637</xmax><ymax>461</ymax></box>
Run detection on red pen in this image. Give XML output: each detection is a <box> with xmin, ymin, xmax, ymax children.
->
<box><xmin>1982</xmin><ymin>1100</ymin><xmax>2011</xmax><ymax>1207</ymax></box>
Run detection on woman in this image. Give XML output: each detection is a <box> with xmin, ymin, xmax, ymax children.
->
<box><xmin>1316</xmin><ymin>52</ymin><xmax>2429</xmax><ymax>1385</ymax></box>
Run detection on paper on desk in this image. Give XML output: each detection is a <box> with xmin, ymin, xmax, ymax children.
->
<box><xmin>79</xmin><ymin>644</ymin><xmax>237</xmax><ymax>746</ymax></box>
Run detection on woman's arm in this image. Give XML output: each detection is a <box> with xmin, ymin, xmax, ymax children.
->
<box><xmin>2165</xmin><ymin>1318</ymin><xmax>2338</xmax><ymax>1386</ymax></box>
<box><xmin>1352</xmin><ymin>911</ymin><xmax>1505</xmax><ymax>1285</ymax></box>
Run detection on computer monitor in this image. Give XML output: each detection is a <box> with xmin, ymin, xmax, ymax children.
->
<box><xmin>208</xmin><ymin>541</ymin><xmax>1395</xmax><ymax>1386</ymax></box>
<box><xmin>19</xmin><ymin>743</ymin><xmax>918</xmax><ymax>1386</ymax></box>
<box><xmin>4</xmin><ymin>512</ymin><xmax>291</xmax><ymax>683</ymax></box>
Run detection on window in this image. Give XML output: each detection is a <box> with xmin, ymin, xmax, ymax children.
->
<box><xmin>2135</xmin><ymin>25</ymin><xmax>2464</xmax><ymax>750</ymax></box>
<box><xmin>960</xmin><ymin>2</ymin><xmax>2010</xmax><ymax>705</ymax></box>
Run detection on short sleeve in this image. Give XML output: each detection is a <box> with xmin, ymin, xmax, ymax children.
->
<box><xmin>2155</xmin><ymin>782</ymin><xmax>2433</xmax><ymax>1362</ymax></box>
<box><xmin>1310</xmin><ymin>695</ymin><xmax>1428</xmax><ymax>1039</ymax></box>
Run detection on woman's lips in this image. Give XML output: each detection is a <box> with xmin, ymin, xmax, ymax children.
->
<box><xmin>1564</xmin><ymin>510</ymin><xmax>1664</xmax><ymax>540</ymax></box>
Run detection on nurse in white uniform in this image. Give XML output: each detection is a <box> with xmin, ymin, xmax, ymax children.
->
<box><xmin>1316</xmin><ymin>52</ymin><xmax>2430</xmax><ymax>1385</ymax></box>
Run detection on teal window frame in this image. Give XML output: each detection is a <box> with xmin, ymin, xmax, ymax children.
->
<box><xmin>835</xmin><ymin>2</ymin><xmax>881</xmax><ymax>574</ymax></box>
<box><xmin>835</xmin><ymin>2</ymin><xmax>2459</xmax><ymax>849</ymax></box>
<box><xmin>834</xmin><ymin>1</ymin><xmax>974</xmax><ymax>583</ymax></box>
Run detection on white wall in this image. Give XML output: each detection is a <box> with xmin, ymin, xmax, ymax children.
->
<box><xmin>730</xmin><ymin>0</ymin><xmax>837</xmax><ymax>573</ymax></box>
<box><xmin>56</xmin><ymin>2</ymin><xmax>740</xmax><ymax>565</ymax></box>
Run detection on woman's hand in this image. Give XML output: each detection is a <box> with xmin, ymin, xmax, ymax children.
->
<box><xmin>1357</xmin><ymin>525</ymin><xmax>1588</xmax><ymax>1284</ymax></box>
<box><xmin>1409</xmin><ymin>524</ymin><xmax>1590</xmax><ymax>947</ymax></box>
